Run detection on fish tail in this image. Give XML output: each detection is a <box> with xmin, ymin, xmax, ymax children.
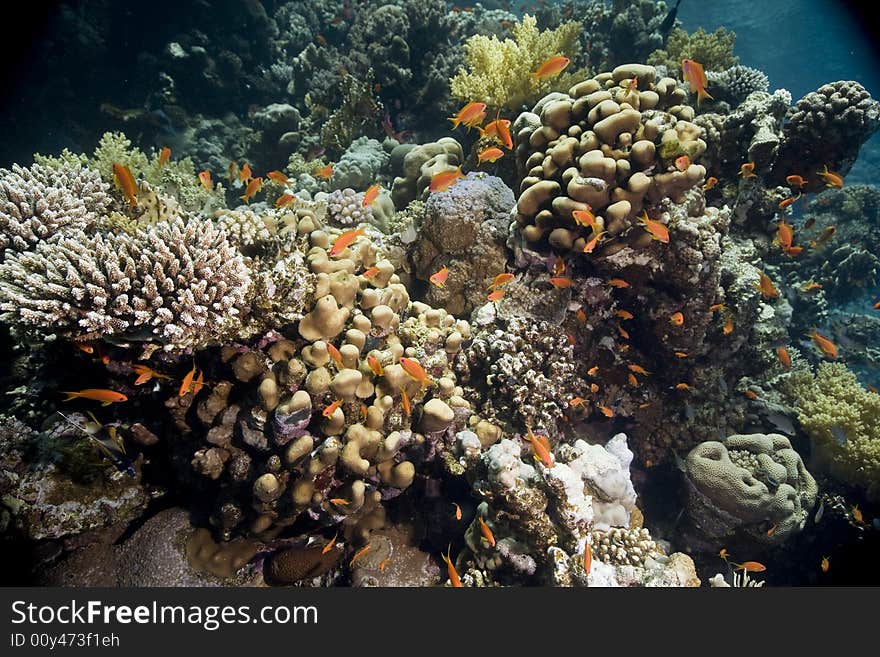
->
<box><xmin>448</xmin><ymin>117</ymin><xmax>461</xmax><ymax>129</ymax></box>
<box><xmin>699</xmin><ymin>88</ymin><xmax>714</xmax><ymax>104</ymax></box>
<box><xmin>62</xmin><ymin>391</ymin><xmax>80</xmax><ymax>401</ymax></box>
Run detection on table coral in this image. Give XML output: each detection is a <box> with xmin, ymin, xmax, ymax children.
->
<box><xmin>781</xmin><ymin>362</ymin><xmax>880</xmax><ymax>501</ymax></box>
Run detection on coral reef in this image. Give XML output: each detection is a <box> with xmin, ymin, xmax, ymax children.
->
<box><xmin>391</xmin><ymin>138</ymin><xmax>464</xmax><ymax>209</ymax></box>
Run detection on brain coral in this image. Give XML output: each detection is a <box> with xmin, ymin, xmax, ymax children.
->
<box><xmin>683</xmin><ymin>433</ymin><xmax>817</xmax><ymax>550</ymax></box>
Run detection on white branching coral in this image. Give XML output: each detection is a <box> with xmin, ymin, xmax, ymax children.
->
<box><xmin>0</xmin><ymin>216</ymin><xmax>252</xmax><ymax>350</ymax></box>
<box><xmin>0</xmin><ymin>162</ymin><xmax>112</xmax><ymax>256</ymax></box>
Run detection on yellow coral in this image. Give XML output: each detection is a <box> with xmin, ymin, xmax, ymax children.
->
<box><xmin>647</xmin><ymin>27</ymin><xmax>738</xmax><ymax>72</ymax></box>
<box><xmin>783</xmin><ymin>362</ymin><xmax>880</xmax><ymax>500</ymax></box>
<box><xmin>450</xmin><ymin>14</ymin><xmax>586</xmax><ymax>112</ymax></box>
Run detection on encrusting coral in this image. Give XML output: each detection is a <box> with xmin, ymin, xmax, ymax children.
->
<box><xmin>450</xmin><ymin>14</ymin><xmax>586</xmax><ymax>112</ymax></box>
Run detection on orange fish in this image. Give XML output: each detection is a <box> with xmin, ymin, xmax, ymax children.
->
<box><xmin>363</xmin><ymin>267</ymin><xmax>381</xmax><ymax>280</ymax></box>
<box><xmin>719</xmin><ymin>548</ymin><xmax>729</xmax><ymax>560</ymax></box>
<box><xmin>323</xmin><ymin>399</ymin><xmax>343</xmax><ymax>418</ymax></box>
<box><xmin>478</xmin><ymin>516</ymin><xmax>496</xmax><ymax>548</ymax></box>
<box><xmin>675</xmin><ymin>382</ymin><xmax>691</xmax><ymax>391</ymax></box>
<box><xmin>681</xmin><ymin>58</ymin><xmax>713</xmax><ymax>106</ymax></box>
<box><xmin>766</xmin><ymin>523</ymin><xmax>778</xmax><ymax>537</ymax></box>
<box><xmin>615</xmin><ymin>309</ymin><xmax>634</xmax><ymax>320</ymax></box>
<box><xmin>227</xmin><ymin>161</ymin><xmax>239</xmax><ymax>182</ymax></box>
<box><xmin>572</xmin><ymin>208</ymin><xmax>597</xmax><ymax>229</ymax></box>
<box><xmin>266</xmin><ymin>170</ymin><xmax>289</xmax><ymax>186</ymax></box>
<box><xmin>808</xmin><ymin>329</ymin><xmax>837</xmax><ymax>359</ymax></box>
<box><xmin>113</xmin><ymin>163</ymin><xmax>139</xmax><ymax>207</ymax></box>
<box><xmin>479</xmin><ymin>118</ymin><xmax>513</xmax><ymax>149</ymax></box>
<box><xmin>675</xmin><ymin>351</ymin><xmax>688</xmax><ymax>358</ymax></box>
<box><xmin>776</xmin><ymin>218</ymin><xmax>794</xmax><ymax>251</ymax></box>
<box><xmin>429</xmin><ymin>167</ymin><xmax>465</xmax><ymax>193</ymax></box>
<box><xmin>627</xmin><ymin>373</ymin><xmax>638</xmax><ymax>387</ymax></box>
<box><xmin>709</xmin><ymin>303</ymin><xmax>726</xmax><ymax>312</ymax></box>
<box><xmin>802</xmin><ymin>281</ymin><xmax>822</xmax><ymax>292</ymax></box>
<box><xmin>608</xmin><ymin>278</ymin><xmax>629</xmax><ymax>288</ymax></box>
<box><xmin>429</xmin><ymin>266</ymin><xmax>450</xmax><ymax>288</ymax></box>
<box><xmin>363</xmin><ymin>183</ymin><xmax>381</xmax><ymax>207</ymax></box>
<box><xmin>329</xmin><ymin>228</ymin><xmax>366</xmax><ymax>257</ymax></box>
<box><xmin>576</xmin><ymin>309</ymin><xmax>587</xmax><ymax>323</ymax></box>
<box><xmin>589</xmin><ymin>383</ymin><xmax>599</xmax><ymax>393</ymax></box>
<box><xmin>314</xmin><ymin>164</ymin><xmax>334</xmax><ymax>180</ymax></box>
<box><xmin>328</xmin><ymin>498</ymin><xmax>349</xmax><ymax>506</ymax></box>
<box><xmin>817</xmin><ymin>164</ymin><xmax>843</xmax><ymax>188</ymax></box>
<box><xmin>400</xmin><ymin>357</ymin><xmax>433</xmax><ymax>388</ymax></box>
<box><xmin>628</xmin><ymin>364</ymin><xmax>650</xmax><ymax>376</ymax></box>
<box><xmin>366</xmin><ymin>354</ymin><xmax>384</xmax><ymax>377</ymax></box>
<box><xmin>583</xmin><ymin>540</ymin><xmax>592</xmax><ymax>575</ymax></box>
<box><xmin>322</xmin><ymin>532</ymin><xmax>338</xmax><ymax>554</ymax></box>
<box><xmin>669</xmin><ymin>311</ymin><xmax>684</xmax><ymax>326</ymax></box>
<box><xmin>526</xmin><ymin>429</ymin><xmax>554</xmax><ymax>468</ymax></box>
<box><xmin>532</xmin><ymin>56</ymin><xmax>570</xmax><ymax>80</ymax></box>
<box><xmin>179</xmin><ymin>363</ymin><xmax>199</xmax><ymax>397</ymax></box>
<box><xmin>570</xmin><ymin>396</ymin><xmax>587</xmax><ymax>407</ymax></box>
<box><xmin>74</xmin><ymin>342</ymin><xmax>94</xmax><ymax>355</ymax></box>
<box><xmin>582</xmin><ymin>230</ymin><xmax>606</xmax><ymax>253</ymax></box>
<box><xmin>776</xmin><ymin>347</ymin><xmax>791</xmax><ymax>368</ymax></box>
<box><xmin>158</xmin><ymin>147</ymin><xmax>171</xmax><ymax>167</ymax></box>
<box><xmin>623</xmin><ymin>76</ymin><xmax>638</xmax><ymax>97</ymax></box>
<box><xmin>62</xmin><ymin>389</ymin><xmax>128</xmax><ymax>405</ymax></box>
<box><xmin>675</xmin><ymin>155</ymin><xmax>691</xmax><ymax>171</ymax></box>
<box><xmin>327</xmin><ymin>343</ymin><xmax>343</xmax><ymax>368</ymax></box>
<box><xmin>723</xmin><ymin>315</ymin><xmax>734</xmax><ymax>335</ymax></box>
<box><xmin>588</xmin><ymin>366</ymin><xmax>600</xmax><ymax>378</ymax></box>
<box><xmin>441</xmin><ymin>546</ymin><xmax>463</xmax><ymax>587</ymax></box>
<box><xmin>617</xmin><ymin>325</ymin><xmax>630</xmax><ymax>340</ymax></box>
<box><xmin>639</xmin><ymin>212</ymin><xmax>670</xmax><ymax>243</ymax></box>
<box><xmin>553</xmin><ymin>258</ymin><xmax>566</xmax><ymax>276</ymax></box>
<box><xmin>549</xmin><ymin>277</ymin><xmax>572</xmax><ymax>289</ymax></box>
<box><xmin>852</xmin><ymin>505</ymin><xmax>864</xmax><ymax>524</ymax></box>
<box><xmin>732</xmin><ymin>561</ymin><xmax>767</xmax><ymax>573</ymax></box>
<box><xmin>315</xmin><ymin>34</ymin><xmax>328</xmax><ymax>47</ymax></box>
<box><xmin>488</xmin><ymin>273</ymin><xmax>514</xmax><ymax>289</ymax></box>
<box><xmin>598</xmin><ymin>405</ymin><xmax>614</xmax><ymax>418</ymax></box>
<box><xmin>132</xmin><ymin>364</ymin><xmax>171</xmax><ymax>386</ymax></box>
<box><xmin>198</xmin><ymin>170</ymin><xmax>213</xmax><ymax>191</ymax></box>
<box><xmin>739</xmin><ymin>162</ymin><xmax>757</xmax><ymax>178</ymax></box>
<box><xmin>778</xmin><ymin>193</ymin><xmax>802</xmax><ymax>211</ymax></box>
<box><xmin>239</xmin><ymin>177</ymin><xmax>262</xmax><ymax>203</ymax></box>
<box><xmin>478</xmin><ymin>147</ymin><xmax>505</xmax><ymax>164</ymax></box>
<box><xmin>448</xmin><ymin>101</ymin><xmax>487</xmax><ymax>130</ymax></box>
<box><xmin>400</xmin><ymin>387</ymin><xmax>411</xmax><ymax>416</ymax></box>
<box><xmin>275</xmin><ymin>193</ymin><xmax>297</xmax><ymax>209</ymax></box>
<box><xmin>487</xmin><ymin>289</ymin><xmax>505</xmax><ymax>302</ymax></box>
<box><xmin>821</xmin><ymin>556</ymin><xmax>830</xmax><ymax>573</ymax></box>
<box><xmin>350</xmin><ymin>544</ymin><xmax>371</xmax><ymax>567</ymax></box>
<box><xmin>744</xmin><ymin>389</ymin><xmax>759</xmax><ymax>400</ymax></box>
<box><xmin>812</xmin><ymin>225</ymin><xmax>836</xmax><ymax>247</ymax></box>
<box><xmin>702</xmin><ymin>176</ymin><xmax>718</xmax><ymax>191</ymax></box>
<box><xmin>239</xmin><ymin>162</ymin><xmax>253</xmax><ymax>184</ymax></box>
<box><xmin>453</xmin><ymin>503</ymin><xmax>462</xmax><ymax>521</ymax></box>
<box><xmin>786</xmin><ymin>174</ymin><xmax>806</xmax><ymax>188</ymax></box>
<box><xmin>756</xmin><ymin>271</ymin><xmax>779</xmax><ymax>299</ymax></box>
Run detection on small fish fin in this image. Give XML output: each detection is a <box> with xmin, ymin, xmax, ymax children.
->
<box><xmin>62</xmin><ymin>391</ymin><xmax>80</xmax><ymax>401</ymax></box>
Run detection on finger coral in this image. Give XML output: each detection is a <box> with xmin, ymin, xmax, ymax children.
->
<box><xmin>450</xmin><ymin>14</ymin><xmax>586</xmax><ymax>112</ymax></box>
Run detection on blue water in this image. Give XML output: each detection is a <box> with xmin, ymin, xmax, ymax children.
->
<box><xmin>680</xmin><ymin>0</ymin><xmax>880</xmax><ymax>181</ymax></box>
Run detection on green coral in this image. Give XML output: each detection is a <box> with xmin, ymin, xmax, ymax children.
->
<box><xmin>33</xmin><ymin>148</ymin><xmax>89</xmax><ymax>170</ymax></box>
<box><xmin>647</xmin><ymin>27</ymin><xmax>738</xmax><ymax>73</ymax></box>
<box><xmin>782</xmin><ymin>362</ymin><xmax>880</xmax><ymax>500</ymax></box>
<box><xmin>450</xmin><ymin>14</ymin><xmax>586</xmax><ymax>112</ymax></box>
<box><xmin>320</xmin><ymin>70</ymin><xmax>383</xmax><ymax>157</ymax></box>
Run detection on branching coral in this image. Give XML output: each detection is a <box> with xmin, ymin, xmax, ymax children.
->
<box><xmin>0</xmin><ymin>216</ymin><xmax>252</xmax><ymax>351</ymax></box>
<box><xmin>647</xmin><ymin>27</ymin><xmax>738</xmax><ymax>73</ymax></box>
<box><xmin>0</xmin><ymin>162</ymin><xmax>112</xmax><ymax>257</ymax></box>
<box><xmin>781</xmin><ymin>362</ymin><xmax>880</xmax><ymax>500</ymax></box>
<box><xmin>450</xmin><ymin>14</ymin><xmax>586</xmax><ymax>111</ymax></box>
